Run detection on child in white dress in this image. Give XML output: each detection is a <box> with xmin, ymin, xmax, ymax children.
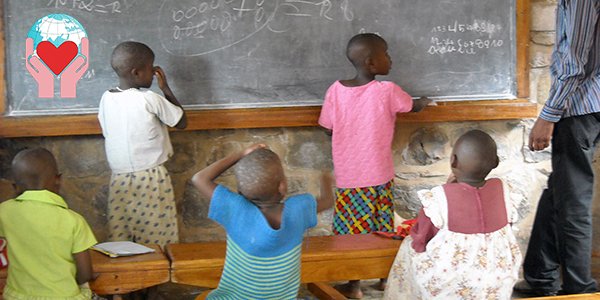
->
<box><xmin>384</xmin><ymin>130</ymin><xmax>522</xmax><ymax>300</ymax></box>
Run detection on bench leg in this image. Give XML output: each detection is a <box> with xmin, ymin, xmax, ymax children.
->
<box><xmin>307</xmin><ymin>282</ymin><xmax>347</xmax><ymax>300</ymax></box>
<box><xmin>195</xmin><ymin>290</ymin><xmax>212</xmax><ymax>300</ymax></box>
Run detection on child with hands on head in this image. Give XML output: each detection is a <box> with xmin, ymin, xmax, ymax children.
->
<box><xmin>384</xmin><ymin>130</ymin><xmax>522</xmax><ymax>300</ymax></box>
<box><xmin>192</xmin><ymin>144</ymin><xmax>334</xmax><ymax>300</ymax></box>
<box><xmin>98</xmin><ymin>41</ymin><xmax>187</xmax><ymax>247</ymax></box>
<box><xmin>0</xmin><ymin>148</ymin><xmax>97</xmax><ymax>299</ymax></box>
<box><xmin>318</xmin><ymin>33</ymin><xmax>431</xmax><ymax>298</ymax></box>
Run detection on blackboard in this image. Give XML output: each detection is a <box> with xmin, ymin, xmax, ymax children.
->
<box><xmin>4</xmin><ymin>0</ymin><xmax>516</xmax><ymax>116</ymax></box>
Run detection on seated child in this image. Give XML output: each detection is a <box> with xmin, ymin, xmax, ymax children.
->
<box><xmin>0</xmin><ymin>148</ymin><xmax>97</xmax><ymax>299</ymax></box>
<box><xmin>192</xmin><ymin>144</ymin><xmax>333</xmax><ymax>300</ymax></box>
<box><xmin>384</xmin><ymin>130</ymin><xmax>522</xmax><ymax>300</ymax></box>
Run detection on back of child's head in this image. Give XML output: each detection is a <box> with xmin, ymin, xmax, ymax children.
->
<box><xmin>111</xmin><ymin>41</ymin><xmax>154</xmax><ymax>77</ymax></box>
<box><xmin>346</xmin><ymin>33</ymin><xmax>387</xmax><ymax>67</ymax></box>
<box><xmin>452</xmin><ymin>130</ymin><xmax>499</xmax><ymax>180</ymax></box>
<box><xmin>234</xmin><ymin>148</ymin><xmax>285</xmax><ymax>202</ymax></box>
<box><xmin>11</xmin><ymin>148</ymin><xmax>59</xmax><ymax>193</ymax></box>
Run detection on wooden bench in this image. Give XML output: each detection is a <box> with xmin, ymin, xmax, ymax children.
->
<box><xmin>166</xmin><ymin>234</ymin><xmax>401</xmax><ymax>299</ymax></box>
<box><xmin>0</xmin><ymin>245</ymin><xmax>169</xmax><ymax>300</ymax></box>
<box><xmin>523</xmin><ymin>293</ymin><xmax>600</xmax><ymax>299</ymax></box>
<box><xmin>90</xmin><ymin>244</ymin><xmax>170</xmax><ymax>299</ymax></box>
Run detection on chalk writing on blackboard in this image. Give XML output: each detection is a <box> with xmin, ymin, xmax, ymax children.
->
<box><xmin>427</xmin><ymin>19</ymin><xmax>505</xmax><ymax>56</ymax></box>
<box><xmin>46</xmin><ymin>0</ymin><xmax>125</xmax><ymax>15</ymax></box>
<box><xmin>158</xmin><ymin>0</ymin><xmax>356</xmax><ymax>57</ymax></box>
<box><xmin>5</xmin><ymin>0</ymin><xmax>518</xmax><ymax>116</ymax></box>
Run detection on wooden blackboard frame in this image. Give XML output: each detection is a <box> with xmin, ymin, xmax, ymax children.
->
<box><xmin>0</xmin><ymin>0</ymin><xmax>536</xmax><ymax>138</ymax></box>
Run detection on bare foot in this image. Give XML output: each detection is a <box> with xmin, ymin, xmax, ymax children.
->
<box><xmin>371</xmin><ymin>278</ymin><xmax>387</xmax><ymax>291</ymax></box>
<box><xmin>334</xmin><ymin>281</ymin><xmax>363</xmax><ymax>299</ymax></box>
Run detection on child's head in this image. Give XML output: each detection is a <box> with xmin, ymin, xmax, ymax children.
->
<box><xmin>11</xmin><ymin>148</ymin><xmax>61</xmax><ymax>194</ymax></box>
<box><xmin>346</xmin><ymin>33</ymin><xmax>391</xmax><ymax>76</ymax></box>
<box><xmin>450</xmin><ymin>130</ymin><xmax>499</xmax><ymax>182</ymax></box>
<box><xmin>110</xmin><ymin>41</ymin><xmax>155</xmax><ymax>88</ymax></box>
<box><xmin>234</xmin><ymin>148</ymin><xmax>287</xmax><ymax>205</ymax></box>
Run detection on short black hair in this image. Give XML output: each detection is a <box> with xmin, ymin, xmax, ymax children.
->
<box><xmin>453</xmin><ymin>129</ymin><xmax>498</xmax><ymax>179</ymax></box>
<box><xmin>234</xmin><ymin>148</ymin><xmax>284</xmax><ymax>201</ymax></box>
<box><xmin>346</xmin><ymin>33</ymin><xmax>387</xmax><ymax>66</ymax></box>
<box><xmin>11</xmin><ymin>147</ymin><xmax>58</xmax><ymax>191</ymax></box>
<box><xmin>110</xmin><ymin>41</ymin><xmax>154</xmax><ymax>77</ymax></box>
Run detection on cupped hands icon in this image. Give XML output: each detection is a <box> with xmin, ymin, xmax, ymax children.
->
<box><xmin>25</xmin><ymin>37</ymin><xmax>89</xmax><ymax>98</ymax></box>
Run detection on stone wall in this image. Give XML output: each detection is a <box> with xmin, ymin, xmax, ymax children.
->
<box><xmin>1</xmin><ymin>0</ymin><xmax>599</xmax><ymax>257</ymax></box>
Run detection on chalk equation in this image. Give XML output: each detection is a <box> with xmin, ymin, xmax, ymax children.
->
<box><xmin>431</xmin><ymin>20</ymin><xmax>501</xmax><ymax>37</ymax></box>
<box><xmin>428</xmin><ymin>37</ymin><xmax>504</xmax><ymax>55</ymax></box>
<box><xmin>427</xmin><ymin>19</ymin><xmax>505</xmax><ymax>56</ymax></box>
<box><xmin>47</xmin><ymin>0</ymin><xmax>125</xmax><ymax>14</ymax></box>
<box><xmin>158</xmin><ymin>0</ymin><xmax>355</xmax><ymax>56</ymax></box>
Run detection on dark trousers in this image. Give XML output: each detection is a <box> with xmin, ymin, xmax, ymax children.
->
<box><xmin>523</xmin><ymin>112</ymin><xmax>600</xmax><ymax>294</ymax></box>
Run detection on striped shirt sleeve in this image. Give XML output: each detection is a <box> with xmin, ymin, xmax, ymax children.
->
<box><xmin>541</xmin><ymin>0</ymin><xmax>599</xmax><ymax>122</ymax></box>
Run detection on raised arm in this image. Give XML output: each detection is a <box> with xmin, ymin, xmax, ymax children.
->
<box><xmin>154</xmin><ymin>66</ymin><xmax>187</xmax><ymax>129</ymax></box>
<box><xmin>73</xmin><ymin>249</ymin><xmax>94</xmax><ymax>285</ymax></box>
<box><xmin>411</xmin><ymin>96</ymin><xmax>432</xmax><ymax>112</ymax></box>
<box><xmin>316</xmin><ymin>171</ymin><xmax>335</xmax><ymax>212</ymax></box>
<box><xmin>191</xmin><ymin>144</ymin><xmax>266</xmax><ymax>199</ymax></box>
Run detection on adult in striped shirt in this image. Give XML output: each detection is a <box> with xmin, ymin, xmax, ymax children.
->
<box><xmin>192</xmin><ymin>145</ymin><xmax>334</xmax><ymax>299</ymax></box>
<box><xmin>520</xmin><ymin>0</ymin><xmax>600</xmax><ymax>296</ymax></box>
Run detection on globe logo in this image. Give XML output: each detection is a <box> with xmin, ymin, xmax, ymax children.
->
<box><xmin>27</xmin><ymin>14</ymin><xmax>87</xmax><ymax>55</ymax></box>
<box><xmin>25</xmin><ymin>14</ymin><xmax>89</xmax><ymax>98</ymax></box>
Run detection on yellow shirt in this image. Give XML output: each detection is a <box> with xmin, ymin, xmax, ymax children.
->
<box><xmin>0</xmin><ymin>190</ymin><xmax>97</xmax><ymax>299</ymax></box>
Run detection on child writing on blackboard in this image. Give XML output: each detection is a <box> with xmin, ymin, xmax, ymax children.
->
<box><xmin>0</xmin><ymin>148</ymin><xmax>97</xmax><ymax>299</ymax></box>
<box><xmin>191</xmin><ymin>144</ymin><xmax>334</xmax><ymax>299</ymax></box>
<box><xmin>384</xmin><ymin>130</ymin><xmax>521</xmax><ymax>299</ymax></box>
<box><xmin>98</xmin><ymin>41</ymin><xmax>187</xmax><ymax>247</ymax></box>
<box><xmin>318</xmin><ymin>33</ymin><xmax>431</xmax><ymax>298</ymax></box>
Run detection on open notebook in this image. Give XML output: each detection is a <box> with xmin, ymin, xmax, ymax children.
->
<box><xmin>91</xmin><ymin>241</ymin><xmax>155</xmax><ymax>258</ymax></box>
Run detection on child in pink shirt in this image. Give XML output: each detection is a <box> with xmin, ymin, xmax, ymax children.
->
<box><xmin>318</xmin><ymin>33</ymin><xmax>431</xmax><ymax>298</ymax></box>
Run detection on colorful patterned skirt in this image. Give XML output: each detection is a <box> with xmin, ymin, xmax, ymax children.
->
<box><xmin>333</xmin><ymin>180</ymin><xmax>395</xmax><ymax>235</ymax></box>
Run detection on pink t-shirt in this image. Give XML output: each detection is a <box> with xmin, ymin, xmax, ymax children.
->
<box><xmin>318</xmin><ymin>80</ymin><xmax>413</xmax><ymax>188</ymax></box>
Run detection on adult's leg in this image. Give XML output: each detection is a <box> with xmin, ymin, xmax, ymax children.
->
<box><xmin>553</xmin><ymin>114</ymin><xmax>600</xmax><ymax>293</ymax></box>
<box><xmin>523</xmin><ymin>174</ymin><xmax>561</xmax><ymax>293</ymax></box>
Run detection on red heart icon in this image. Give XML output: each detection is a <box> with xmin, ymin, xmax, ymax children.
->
<box><xmin>36</xmin><ymin>41</ymin><xmax>78</xmax><ymax>75</ymax></box>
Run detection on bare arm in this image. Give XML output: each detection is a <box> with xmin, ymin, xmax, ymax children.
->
<box><xmin>191</xmin><ymin>144</ymin><xmax>266</xmax><ymax>199</ymax></box>
<box><xmin>73</xmin><ymin>250</ymin><xmax>93</xmax><ymax>285</ymax></box>
<box><xmin>316</xmin><ymin>172</ymin><xmax>335</xmax><ymax>213</ymax></box>
<box><xmin>154</xmin><ymin>66</ymin><xmax>187</xmax><ymax>129</ymax></box>
<box><xmin>411</xmin><ymin>96</ymin><xmax>432</xmax><ymax>112</ymax></box>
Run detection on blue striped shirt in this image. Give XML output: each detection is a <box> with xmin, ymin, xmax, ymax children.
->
<box><xmin>541</xmin><ymin>0</ymin><xmax>600</xmax><ymax>122</ymax></box>
<box><xmin>207</xmin><ymin>185</ymin><xmax>317</xmax><ymax>300</ymax></box>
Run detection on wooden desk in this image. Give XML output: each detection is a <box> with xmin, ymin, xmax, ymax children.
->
<box><xmin>167</xmin><ymin>234</ymin><xmax>401</xmax><ymax>293</ymax></box>
<box><xmin>90</xmin><ymin>244</ymin><xmax>170</xmax><ymax>298</ymax></box>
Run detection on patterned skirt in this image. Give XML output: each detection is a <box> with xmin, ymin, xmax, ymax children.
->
<box><xmin>107</xmin><ymin>165</ymin><xmax>179</xmax><ymax>247</ymax></box>
<box><xmin>333</xmin><ymin>181</ymin><xmax>395</xmax><ymax>235</ymax></box>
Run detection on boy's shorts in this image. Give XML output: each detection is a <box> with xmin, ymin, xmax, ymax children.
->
<box><xmin>107</xmin><ymin>165</ymin><xmax>179</xmax><ymax>247</ymax></box>
<box><xmin>333</xmin><ymin>180</ymin><xmax>394</xmax><ymax>235</ymax></box>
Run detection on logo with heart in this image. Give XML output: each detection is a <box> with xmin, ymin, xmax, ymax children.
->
<box><xmin>26</xmin><ymin>13</ymin><xmax>89</xmax><ymax>98</ymax></box>
<box><xmin>36</xmin><ymin>41</ymin><xmax>78</xmax><ymax>75</ymax></box>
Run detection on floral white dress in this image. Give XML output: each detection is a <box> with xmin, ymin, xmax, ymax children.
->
<box><xmin>384</xmin><ymin>179</ymin><xmax>522</xmax><ymax>300</ymax></box>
